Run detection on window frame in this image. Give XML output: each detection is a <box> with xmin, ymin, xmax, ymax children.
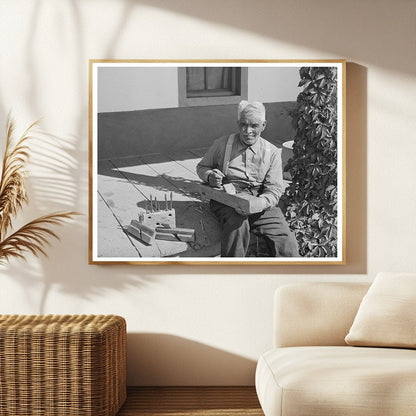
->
<box><xmin>178</xmin><ymin>67</ymin><xmax>248</xmax><ymax>107</ymax></box>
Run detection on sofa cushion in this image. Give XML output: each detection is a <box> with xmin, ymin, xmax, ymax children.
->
<box><xmin>256</xmin><ymin>346</ymin><xmax>416</xmax><ymax>416</ymax></box>
<box><xmin>274</xmin><ymin>282</ymin><xmax>370</xmax><ymax>348</ymax></box>
<box><xmin>345</xmin><ymin>272</ymin><xmax>416</xmax><ymax>348</ymax></box>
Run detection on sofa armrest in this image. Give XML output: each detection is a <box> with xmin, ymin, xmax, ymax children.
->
<box><xmin>273</xmin><ymin>282</ymin><xmax>370</xmax><ymax>348</ymax></box>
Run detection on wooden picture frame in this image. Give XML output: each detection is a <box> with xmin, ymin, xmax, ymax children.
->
<box><xmin>89</xmin><ymin>60</ymin><xmax>346</xmax><ymax>265</ymax></box>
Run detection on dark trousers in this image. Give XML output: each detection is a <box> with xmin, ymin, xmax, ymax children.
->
<box><xmin>210</xmin><ymin>200</ymin><xmax>299</xmax><ymax>258</ymax></box>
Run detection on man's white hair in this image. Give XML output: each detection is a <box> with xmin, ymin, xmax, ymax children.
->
<box><xmin>238</xmin><ymin>100</ymin><xmax>266</xmax><ymax>121</ymax></box>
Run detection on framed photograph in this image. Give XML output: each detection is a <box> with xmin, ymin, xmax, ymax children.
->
<box><xmin>89</xmin><ymin>60</ymin><xmax>345</xmax><ymax>265</ymax></box>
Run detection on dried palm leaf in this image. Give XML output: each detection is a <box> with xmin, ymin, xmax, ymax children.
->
<box><xmin>0</xmin><ymin>115</ymin><xmax>79</xmax><ymax>264</ymax></box>
<box><xmin>0</xmin><ymin>211</ymin><xmax>78</xmax><ymax>264</ymax></box>
<box><xmin>0</xmin><ymin>117</ymin><xmax>38</xmax><ymax>238</ymax></box>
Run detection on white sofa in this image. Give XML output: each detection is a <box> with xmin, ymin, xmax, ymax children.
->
<box><xmin>255</xmin><ymin>281</ymin><xmax>416</xmax><ymax>416</ymax></box>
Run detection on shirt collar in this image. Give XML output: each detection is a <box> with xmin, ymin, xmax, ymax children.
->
<box><xmin>237</xmin><ymin>134</ymin><xmax>262</xmax><ymax>154</ymax></box>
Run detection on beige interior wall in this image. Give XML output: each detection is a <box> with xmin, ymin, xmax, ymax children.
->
<box><xmin>0</xmin><ymin>0</ymin><xmax>415</xmax><ymax>385</ymax></box>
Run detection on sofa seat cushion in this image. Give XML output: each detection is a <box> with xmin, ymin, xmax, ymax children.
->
<box><xmin>256</xmin><ymin>346</ymin><xmax>416</xmax><ymax>416</ymax></box>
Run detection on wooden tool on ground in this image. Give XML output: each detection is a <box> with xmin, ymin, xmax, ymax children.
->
<box><xmin>125</xmin><ymin>192</ymin><xmax>196</xmax><ymax>245</ymax></box>
<box><xmin>139</xmin><ymin>193</ymin><xmax>176</xmax><ymax>228</ymax></box>
<box><xmin>155</xmin><ymin>226</ymin><xmax>195</xmax><ymax>242</ymax></box>
<box><xmin>125</xmin><ymin>220</ymin><xmax>156</xmax><ymax>245</ymax></box>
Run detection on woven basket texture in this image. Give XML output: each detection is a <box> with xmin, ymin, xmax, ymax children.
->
<box><xmin>0</xmin><ymin>314</ymin><xmax>126</xmax><ymax>416</ymax></box>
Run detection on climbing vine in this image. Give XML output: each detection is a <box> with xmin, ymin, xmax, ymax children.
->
<box><xmin>283</xmin><ymin>66</ymin><xmax>338</xmax><ymax>257</ymax></box>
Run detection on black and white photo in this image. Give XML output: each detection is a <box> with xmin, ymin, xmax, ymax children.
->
<box><xmin>89</xmin><ymin>60</ymin><xmax>345</xmax><ymax>264</ymax></box>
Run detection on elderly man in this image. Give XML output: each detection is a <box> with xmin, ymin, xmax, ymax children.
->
<box><xmin>196</xmin><ymin>100</ymin><xmax>299</xmax><ymax>257</ymax></box>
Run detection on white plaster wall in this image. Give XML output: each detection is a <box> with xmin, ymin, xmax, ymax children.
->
<box><xmin>97</xmin><ymin>66</ymin><xmax>301</xmax><ymax>112</ymax></box>
<box><xmin>98</xmin><ymin>66</ymin><xmax>179</xmax><ymax>112</ymax></box>
<box><xmin>0</xmin><ymin>0</ymin><xmax>415</xmax><ymax>385</ymax></box>
<box><xmin>248</xmin><ymin>67</ymin><xmax>301</xmax><ymax>102</ymax></box>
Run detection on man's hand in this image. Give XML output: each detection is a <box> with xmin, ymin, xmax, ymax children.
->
<box><xmin>208</xmin><ymin>169</ymin><xmax>225</xmax><ymax>188</ymax></box>
<box><xmin>259</xmin><ymin>196</ymin><xmax>271</xmax><ymax>211</ymax></box>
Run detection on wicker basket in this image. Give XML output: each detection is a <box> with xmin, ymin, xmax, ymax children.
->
<box><xmin>0</xmin><ymin>314</ymin><xmax>126</xmax><ymax>416</ymax></box>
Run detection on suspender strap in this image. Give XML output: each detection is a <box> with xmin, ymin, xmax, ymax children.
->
<box><xmin>222</xmin><ymin>134</ymin><xmax>236</xmax><ymax>176</ymax></box>
<box><xmin>263</xmin><ymin>140</ymin><xmax>271</xmax><ymax>168</ymax></box>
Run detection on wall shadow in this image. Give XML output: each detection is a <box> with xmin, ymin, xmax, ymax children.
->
<box><xmin>343</xmin><ymin>63</ymin><xmax>368</xmax><ymax>274</ymax></box>
<box><xmin>135</xmin><ymin>0</ymin><xmax>413</xmax><ymax>76</ymax></box>
<box><xmin>98</xmin><ymin>102</ymin><xmax>295</xmax><ymax>159</ymax></box>
<box><xmin>0</xmin><ymin>125</ymin><xmax>161</xmax><ymax>314</ymax></box>
<box><xmin>127</xmin><ymin>333</ymin><xmax>257</xmax><ymax>386</ymax></box>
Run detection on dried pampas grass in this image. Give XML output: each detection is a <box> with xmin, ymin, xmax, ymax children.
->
<box><xmin>0</xmin><ymin>116</ymin><xmax>78</xmax><ymax>264</ymax></box>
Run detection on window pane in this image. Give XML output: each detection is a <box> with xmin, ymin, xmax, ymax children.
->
<box><xmin>206</xmin><ymin>67</ymin><xmax>231</xmax><ymax>90</ymax></box>
<box><xmin>186</xmin><ymin>67</ymin><xmax>240</xmax><ymax>97</ymax></box>
<box><xmin>187</xmin><ymin>68</ymin><xmax>205</xmax><ymax>91</ymax></box>
<box><xmin>178</xmin><ymin>67</ymin><xmax>248</xmax><ymax>106</ymax></box>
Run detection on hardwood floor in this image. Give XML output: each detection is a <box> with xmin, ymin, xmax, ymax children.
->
<box><xmin>116</xmin><ymin>386</ymin><xmax>264</xmax><ymax>416</ymax></box>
